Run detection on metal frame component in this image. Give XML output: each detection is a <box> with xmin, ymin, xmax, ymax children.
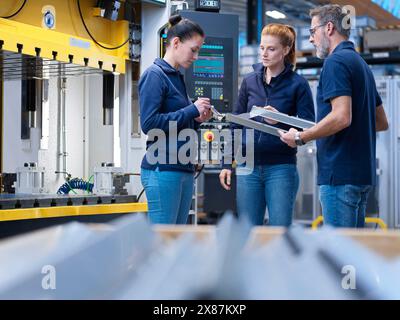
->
<box><xmin>249</xmin><ymin>106</ymin><xmax>316</xmax><ymax>129</ymax></box>
<box><xmin>210</xmin><ymin>105</ymin><xmax>225</xmax><ymax>121</ymax></box>
<box><xmin>0</xmin><ymin>51</ymin><xmax>107</xmax><ymax>80</ymax></box>
<box><xmin>225</xmin><ymin>113</ymin><xmax>286</xmax><ymax>137</ymax></box>
<box><xmin>1</xmin><ymin>215</ymin><xmax>400</xmax><ymax>299</ymax></box>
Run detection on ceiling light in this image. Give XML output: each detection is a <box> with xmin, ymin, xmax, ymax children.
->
<box><xmin>265</xmin><ymin>10</ymin><xmax>286</xmax><ymax>19</ymax></box>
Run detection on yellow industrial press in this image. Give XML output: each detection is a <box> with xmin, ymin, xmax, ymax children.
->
<box><xmin>0</xmin><ymin>0</ymin><xmax>147</xmax><ymax>237</ymax></box>
<box><xmin>0</xmin><ymin>0</ymin><xmax>131</xmax><ymax>74</ymax></box>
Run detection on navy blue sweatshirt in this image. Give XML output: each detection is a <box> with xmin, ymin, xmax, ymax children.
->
<box><xmin>232</xmin><ymin>63</ymin><xmax>315</xmax><ymax>166</ymax></box>
<box><xmin>139</xmin><ymin>58</ymin><xmax>200</xmax><ymax>172</ymax></box>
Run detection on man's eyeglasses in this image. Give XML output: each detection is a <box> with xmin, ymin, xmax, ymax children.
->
<box><xmin>309</xmin><ymin>23</ymin><xmax>326</xmax><ymax>36</ymax></box>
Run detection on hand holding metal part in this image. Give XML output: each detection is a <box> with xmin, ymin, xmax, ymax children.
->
<box><xmin>249</xmin><ymin>106</ymin><xmax>315</xmax><ymax>129</ymax></box>
<box><xmin>223</xmin><ymin>105</ymin><xmax>316</xmax><ymax>139</ymax></box>
<box><xmin>224</xmin><ymin>105</ymin><xmax>291</xmax><ymax>137</ymax></box>
<box><xmin>194</xmin><ymin>97</ymin><xmax>212</xmax><ymax>123</ymax></box>
<box><xmin>279</xmin><ymin>128</ymin><xmax>301</xmax><ymax>148</ymax></box>
<box><xmin>225</xmin><ymin>112</ymin><xmax>286</xmax><ymax>137</ymax></box>
<box><xmin>209</xmin><ymin>105</ymin><xmax>279</xmax><ymax>137</ymax></box>
<box><xmin>262</xmin><ymin>106</ymin><xmax>279</xmax><ymax>125</ymax></box>
<box><xmin>250</xmin><ymin>106</ymin><xmax>315</xmax><ymax>148</ymax></box>
<box><xmin>250</xmin><ymin>105</ymin><xmax>316</xmax><ymax>146</ymax></box>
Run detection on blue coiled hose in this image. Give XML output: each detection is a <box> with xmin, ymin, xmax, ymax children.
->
<box><xmin>57</xmin><ymin>178</ymin><xmax>94</xmax><ymax>195</ymax></box>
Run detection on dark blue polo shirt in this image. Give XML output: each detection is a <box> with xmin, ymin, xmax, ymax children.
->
<box><xmin>233</xmin><ymin>63</ymin><xmax>315</xmax><ymax>165</ymax></box>
<box><xmin>139</xmin><ymin>58</ymin><xmax>200</xmax><ymax>172</ymax></box>
<box><xmin>316</xmin><ymin>41</ymin><xmax>383</xmax><ymax>185</ymax></box>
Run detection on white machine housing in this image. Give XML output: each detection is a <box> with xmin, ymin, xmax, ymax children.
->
<box><xmin>15</xmin><ymin>163</ymin><xmax>46</xmax><ymax>194</ymax></box>
<box><xmin>93</xmin><ymin>164</ymin><xmax>124</xmax><ymax>195</ymax></box>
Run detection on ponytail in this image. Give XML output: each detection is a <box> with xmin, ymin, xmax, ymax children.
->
<box><xmin>285</xmin><ymin>25</ymin><xmax>297</xmax><ymax>69</ymax></box>
<box><xmin>166</xmin><ymin>14</ymin><xmax>205</xmax><ymax>46</ymax></box>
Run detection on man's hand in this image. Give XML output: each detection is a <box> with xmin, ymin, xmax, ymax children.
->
<box><xmin>263</xmin><ymin>105</ymin><xmax>279</xmax><ymax>125</ymax></box>
<box><xmin>219</xmin><ymin>169</ymin><xmax>232</xmax><ymax>190</ymax></box>
<box><xmin>279</xmin><ymin>128</ymin><xmax>299</xmax><ymax>148</ymax></box>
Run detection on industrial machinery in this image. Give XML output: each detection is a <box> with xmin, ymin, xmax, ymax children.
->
<box><xmin>15</xmin><ymin>162</ymin><xmax>46</xmax><ymax>195</ymax></box>
<box><xmin>2</xmin><ymin>0</ymin><xmax>397</xmax><ymax>232</ymax></box>
<box><xmin>161</xmin><ymin>8</ymin><xmax>240</xmax><ymax>221</ymax></box>
<box><xmin>1</xmin><ymin>1</ymin><xmax>244</xmax><ymax>235</ymax></box>
<box><xmin>0</xmin><ymin>0</ymin><xmax>399</xmax><ymax>300</ymax></box>
<box><xmin>92</xmin><ymin>162</ymin><xmax>124</xmax><ymax>195</ymax></box>
<box><xmin>0</xmin><ymin>0</ymin><xmax>149</xmax><ymax>238</ymax></box>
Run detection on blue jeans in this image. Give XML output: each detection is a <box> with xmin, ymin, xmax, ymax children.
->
<box><xmin>236</xmin><ymin>164</ymin><xmax>299</xmax><ymax>226</ymax></box>
<box><xmin>141</xmin><ymin>168</ymin><xmax>194</xmax><ymax>224</ymax></box>
<box><xmin>319</xmin><ymin>185</ymin><xmax>372</xmax><ymax>228</ymax></box>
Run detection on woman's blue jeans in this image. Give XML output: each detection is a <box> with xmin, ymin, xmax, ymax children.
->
<box><xmin>236</xmin><ymin>164</ymin><xmax>299</xmax><ymax>226</ymax></box>
<box><xmin>141</xmin><ymin>168</ymin><xmax>194</xmax><ymax>224</ymax></box>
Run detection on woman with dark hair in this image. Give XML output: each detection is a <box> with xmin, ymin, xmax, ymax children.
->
<box><xmin>139</xmin><ymin>15</ymin><xmax>212</xmax><ymax>224</ymax></box>
<box><xmin>219</xmin><ymin>24</ymin><xmax>315</xmax><ymax>226</ymax></box>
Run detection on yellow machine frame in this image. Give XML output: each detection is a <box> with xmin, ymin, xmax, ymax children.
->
<box><xmin>0</xmin><ymin>203</ymin><xmax>148</xmax><ymax>222</ymax></box>
<box><xmin>0</xmin><ymin>0</ymin><xmax>130</xmax><ymax>74</ymax></box>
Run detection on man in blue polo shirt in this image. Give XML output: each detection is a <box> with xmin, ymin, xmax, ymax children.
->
<box><xmin>279</xmin><ymin>4</ymin><xmax>389</xmax><ymax>228</ymax></box>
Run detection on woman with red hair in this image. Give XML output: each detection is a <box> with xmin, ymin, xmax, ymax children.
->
<box><xmin>220</xmin><ymin>24</ymin><xmax>315</xmax><ymax>226</ymax></box>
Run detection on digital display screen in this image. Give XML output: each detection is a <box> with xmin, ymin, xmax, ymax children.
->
<box><xmin>180</xmin><ymin>11</ymin><xmax>238</xmax><ymax>115</ymax></box>
<box><xmin>193</xmin><ymin>45</ymin><xmax>224</xmax><ymax>79</ymax></box>
<box><xmin>185</xmin><ymin>37</ymin><xmax>233</xmax><ymax>112</ymax></box>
